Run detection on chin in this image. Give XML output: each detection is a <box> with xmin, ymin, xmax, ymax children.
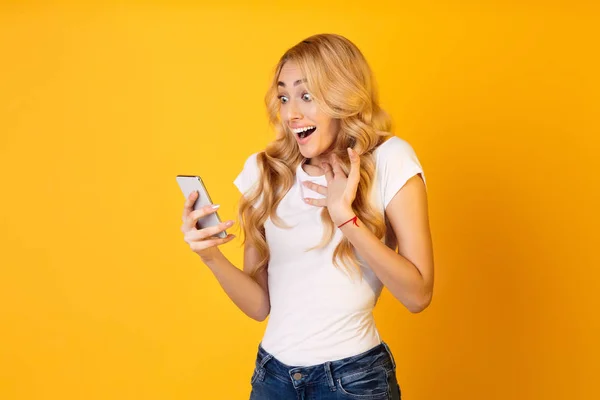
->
<box><xmin>299</xmin><ymin>147</ymin><xmax>319</xmax><ymax>159</ymax></box>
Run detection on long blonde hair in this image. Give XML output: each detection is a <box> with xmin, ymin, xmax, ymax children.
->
<box><xmin>237</xmin><ymin>33</ymin><xmax>393</xmax><ymax>279</ymax></box>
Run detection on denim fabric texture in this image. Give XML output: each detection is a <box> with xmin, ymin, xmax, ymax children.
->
<box><xmin>249</xmin><ymin>341</ymin><xmax>402</xmax><ymax>400</ymax></box>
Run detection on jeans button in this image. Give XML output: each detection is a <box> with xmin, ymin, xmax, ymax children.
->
<box><xmin>293</xmin><ymin>372</ymin><xmax>302</xmax><ymax>380</ymax></box>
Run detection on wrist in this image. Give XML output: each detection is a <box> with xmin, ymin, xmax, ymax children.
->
<box><xmin>332</xmin><ymin>209</ymin><xmax>356</xmax><ymax>227</ymax></box>
<box><xmin>199</xmin><ymin>248</ymin><xmax>223</xmax><ymax>266</ymax></box>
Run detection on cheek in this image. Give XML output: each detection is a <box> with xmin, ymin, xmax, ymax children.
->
<box><xmin>321</xmin><ymin>120</ymin><xmax>338</xmax><ymax>139</ymax></box>
<box><xmin>303</xmin><ymin>103</ymin><xmax>318</xmax><ymax>120</ymax></box>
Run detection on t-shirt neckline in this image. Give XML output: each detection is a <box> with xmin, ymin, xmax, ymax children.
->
<box><xmin>297</xmin><ymin>158</ymin><xmax>327</xmax><ymax>181</ymax></box>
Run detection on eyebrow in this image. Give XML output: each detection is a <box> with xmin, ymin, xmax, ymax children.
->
<box><xmin>277</xmin><ymin>79</ymin><xmax>306</xmax><ymax>87</ymax></box>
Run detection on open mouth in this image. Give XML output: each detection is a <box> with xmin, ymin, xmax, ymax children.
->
<box><xmin>297</xmin><ymin>127</ymin><xmax>316</xmax><ymax>139</ymax></box>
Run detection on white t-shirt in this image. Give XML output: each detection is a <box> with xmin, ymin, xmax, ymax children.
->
<box><xmin>233</xmin><ymin>136</ymin><xmax>426</xmax><ymax>366</ymax></box>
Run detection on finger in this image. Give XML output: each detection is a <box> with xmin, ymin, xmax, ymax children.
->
<box><xmin>331</xmin><ymin>154</ymin><xmax>346</xmax><ymax>177</ymax></box>
<box><xmin>182</xmin><ymin>203</ymin><xmax>220</xmax><ymax>231</ymax></box>
<box><xmin>347</xmin><ymin>147</ymin><xmax>361</xmax><ymax>193</ymax></box>
<box><xmin>304</xmin><ymin>197</ymin><xmax>327</xmax><ymax>207</ymax></box>
<box><xmin>186</xmin><ymin>220</ymin><xmax>234</xmax><ymax>241</ymax></box>
<box><xmin>182</xmin><ymin>190</ymin><xmax>199</xmax><ymax>219</ymax></box>
<box><xmin>302</xmin><ymin>181</ymin><xmax>328</xmax><ymax>195</ymax></box>
<box><xmin>189</xmin><ymin>234</ymin><xmax>236</xmax><ymax>251</ymax></box>
<box><xmin>321</xmin><ymin>162</ymin><xmax>334</xmax><ymax>183</ymax></box>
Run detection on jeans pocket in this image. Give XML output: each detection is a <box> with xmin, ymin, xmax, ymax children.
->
<box><xmin>337</xmin><ymin>365</ymin><xmax>390</xmax><ymax>399</ymax></box>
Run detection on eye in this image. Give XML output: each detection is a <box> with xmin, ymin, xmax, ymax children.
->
<box><xmin>302</xmin><ymin>93</ymin><xmax>312</xmax><ymax>102</ymax></box>
<box><xmin>277</xmin><ymin>95</ymin><xmax>289</xmax><ymax>104</ymax></box>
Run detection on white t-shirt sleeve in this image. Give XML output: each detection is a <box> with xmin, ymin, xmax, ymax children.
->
<box><xmin>233</xmin><ymin>152</ymin><xmax>261</xmax><ymax>199</ymax></box>
<box><xmin>377</xmin><ymin>137</ymin><xmax>427</xmax><ymax>209</ymax></box>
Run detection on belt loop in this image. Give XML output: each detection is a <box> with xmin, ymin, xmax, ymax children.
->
<box><xmin>256</xmin><ymin>348</ymin><xmax>274</xmax><ymax>382</ymax></box>
<box><xmin>259</xmin><ymin>353</ymin><xmax>273</xmax><ymax>368</ymax></box>
<box><xmin>324</xmin><ymin>361</ymin><xmax>336</xmax><ymax>392</ymax></box>
<box><xmin>381</xmin><ymin>341</ymin><xmax>397</xmax><ymax>369</ymax></box>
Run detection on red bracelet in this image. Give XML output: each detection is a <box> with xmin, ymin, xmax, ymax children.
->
<box><xmin>337</xmin><ymin>215</ymin><xmax>358</xmax><ymax>228</ymax></box>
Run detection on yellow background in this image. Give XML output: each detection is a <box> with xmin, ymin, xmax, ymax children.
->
<box><xmin>1</xmin><ymin>1</ymin><xmax>598</xmax><ymax>399</ymax></box>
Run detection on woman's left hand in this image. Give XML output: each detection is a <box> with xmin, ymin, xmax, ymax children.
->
<box><xmin>303</xmin><ymin>147</ymin><xmax>360</xmax><ymax>226</ymax></box>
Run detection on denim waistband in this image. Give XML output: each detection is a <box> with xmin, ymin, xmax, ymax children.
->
<box><xmin>253</xmin><ymin>341</ymin><xmax>397</xmax><ymax>389</ymax></box>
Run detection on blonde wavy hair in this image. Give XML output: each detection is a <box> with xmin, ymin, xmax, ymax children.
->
<box><xmin>237</xmin><ymin>33</ymin><xmax>394</xmax><ymax>279</ymax></box>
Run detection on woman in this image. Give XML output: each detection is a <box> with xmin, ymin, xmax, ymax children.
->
<box><xmin>181</xmin><ymin>33</ymin><xmax>434</xmax><ymax>400</ymax></box>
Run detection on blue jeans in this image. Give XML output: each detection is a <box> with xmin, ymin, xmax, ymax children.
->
<box><xmin>249</xmin><ymin>341</ymin><xmax>402</xmax><ymax>400</ymax></box>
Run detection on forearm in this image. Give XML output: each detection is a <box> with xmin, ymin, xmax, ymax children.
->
<box><xmin>339</xmin><ymin>216</ymin><xmax>431</xmax><ymax>313</ymax></box>
<box><xmin>200</xmin><ymin>250</ymin><xmax>270</xmax><ymax>321</ymax></box>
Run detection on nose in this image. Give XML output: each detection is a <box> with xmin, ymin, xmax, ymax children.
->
<box><xmin>286</xmin><ymin>98</ymin><xmax>303</xmax><ymax>122</ymax></box>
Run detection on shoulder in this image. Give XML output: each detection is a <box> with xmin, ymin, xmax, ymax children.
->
<box><xmin>373</xmin><ymin>135</ymin><xmax>422</xmax><ymax>175</ymax></box>
<box><xmin>238</xmin><ymin>152</ymin><xmax>263</xmax><ymax>175</ymax></box>
<box><xmin>371</xmin><ymin>134</ymin><xmax>427</xmax><ymax>203</ymax></box>
<box><xmin>243</xmin><ymin>152</ymin><xmax>260</xmax><ymax>166</ymax></box>
<box><xmin>374</xmin><ymin>135</ymin><xmax>419</xmax><ymax>161</ymax></box>
<box><xmin>234</xmin><ymin>152</ymin><xmax>263</xmax><ymax>195</ymax></box>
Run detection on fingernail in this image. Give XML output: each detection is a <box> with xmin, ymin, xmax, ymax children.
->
<box><xmin>211</xmin><ymin>204</ymin><xmax>220</xmax><ymax>209</ymax></box>
<box><xmin>226</xmin><ymin>220</ymin><xmax>234</xmax><ymax>226</ymax></box>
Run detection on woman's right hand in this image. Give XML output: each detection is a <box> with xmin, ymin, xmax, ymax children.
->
<box><xmin>180</xmin><ymin>191</ymin><xmax>236</xmax><ymax>260</ymax></box>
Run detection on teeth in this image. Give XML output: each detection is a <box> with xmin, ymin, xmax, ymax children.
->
<box><xmin>292</xmin><ymin>126</ymin><xmax>316</xmax><ymax>134</ymax></box>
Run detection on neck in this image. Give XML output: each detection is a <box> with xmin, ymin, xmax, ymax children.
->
<box><xmin>307</xmin><ymin>153</ymin><xmax>330</xmax><ymax>167</ymax></box>
<box><xmin>302</xmin><ymin>157</ymin><xmax>326</xmax><ymax>177</ymax></box>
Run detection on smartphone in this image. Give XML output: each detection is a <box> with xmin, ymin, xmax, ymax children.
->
<box><xmin>176</xmin><ymin>175</ymin><xmax>227</xmax><ymax>239</ymax></box>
